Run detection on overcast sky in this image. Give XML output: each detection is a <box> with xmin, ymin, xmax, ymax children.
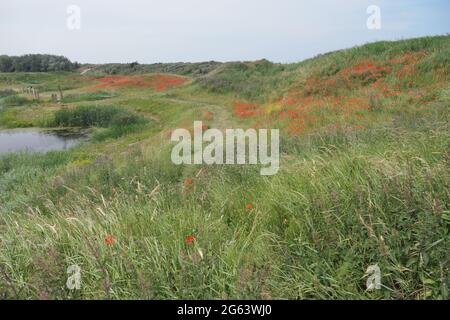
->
<box><xmin>0</xmin><ymin>0</ymin><xmax>449</xmax><ymax>63</ymax></box>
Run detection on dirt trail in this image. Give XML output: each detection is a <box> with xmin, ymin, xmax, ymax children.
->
<box><xmin>163</xmin><ymin>97</ymin><xmax>234</xmax><ymax>128</ymax></box>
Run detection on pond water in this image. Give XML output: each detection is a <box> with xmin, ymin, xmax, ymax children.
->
<box><xmin>0</xmin><ymin>130</ymin><xmax>85</xmax><ymax>154</ymax></box>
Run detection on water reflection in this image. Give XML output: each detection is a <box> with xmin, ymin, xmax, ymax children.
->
<box><xmin>0</xmin><ymin>130</ymin><xmax>85</xmax><ymax>154</ymax></box>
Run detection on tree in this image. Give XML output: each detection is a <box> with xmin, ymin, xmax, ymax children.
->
<box><xmin>0</xmin><ymin>54</ymin><xmax>79</xmax><ymax>72</ymax></box>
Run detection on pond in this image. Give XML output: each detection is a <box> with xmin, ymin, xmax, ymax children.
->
<box><xmin>0</xmin><ymin>129</ymin><xmax>86</xmax><ymax>154</ymax></box>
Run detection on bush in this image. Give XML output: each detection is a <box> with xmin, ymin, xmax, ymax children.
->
<box><xmin>0</xmin><ymin>89</ymin><xmax>16</xmax><ymax>98</ymax></box>
<box><xmin>52</xmin><ymin>105</ymin><xmax>146</xmax><ymax>128</ymax></box>
<box><xmin>1</xmin><ymin>95</ymin><xmax>30</xmax><ymax>106</ymax></box>
<box><xmin>0</xmin><ymin>54</ymin><xmax>79</xmax><ymax>72</ymax></box>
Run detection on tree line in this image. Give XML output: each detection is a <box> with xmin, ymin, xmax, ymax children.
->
<box><xmin>0</xmin><ymin>54</ymin><xmax>80</xmax><ymax>72</ymax></box>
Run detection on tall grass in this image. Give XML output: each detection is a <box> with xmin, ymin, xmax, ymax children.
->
<box><xmin>197</xmin><ymin>60</ymin><xmax>298</xmax><ymax>102</ymax></box>
<box><xmin>51</xmin><ymin>105</ymin><xmax>146</xmax><ymax>128</ymax></box>
<box><xmin>0</xmin><ymin>118</ymin><xmax>448</xmax><ymax>299</ymax></box>
<box><xmin>0</xmin><ymin>35</ymin><xmax>449</xmax><ymax>300</ymax></box>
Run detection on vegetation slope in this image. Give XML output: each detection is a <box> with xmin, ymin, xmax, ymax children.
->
<box><xmin>0</xmin><ymin>35</ymin><xmax>449</xmax><ymax>299</ymax></box>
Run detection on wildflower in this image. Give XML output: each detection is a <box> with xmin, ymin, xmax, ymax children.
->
<box><xmin>104</xmin><ymin>235</ymin><xmax>114</xmax><ymax>245</ymax></box>
<box><xmin>185</xmin><ymin>235</ymin><xmax>195</xmax><ymax>245</ymax></box>
<box><xmin>203</xmin><ymin>111</ymin><xmax>214</xmax><ymax>120</ymax></box>
<box><xmin>245</xmin><ymin>204</ymin><xmax>253</xmax><ymax>210</ymax></box>
<box><xmin>233</xmin><ymin>102</ymin><xmax>259</xmax><ymax>118</ymax></box>
<box><xmin>184</xmin><ymin>178</ymin><xmax>193</xmax><ymax>186</ymax></box>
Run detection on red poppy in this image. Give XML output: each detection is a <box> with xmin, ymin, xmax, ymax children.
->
<box><xmin>203</xmin><ymin>111</ymin><xmax>214</xmax><ymax>120</ymax></box>
<box><xmin>184</xmin><ymin>178</ymin><xmax>193</xmax><ymax>186</ymax></box>
<box><xmin>245</xmin><ymin>204</ymin><xmax>253</xmax><ymax>210</ymax></box>
<box><xmin>185</xmin><ymin>235</ymin><xmax>195</xmax><ymax>245</ymax></box>
<box><xmin>104</xmin><ymin>235</ymin><xmax>114</xmax><ymax>245</ymax></box>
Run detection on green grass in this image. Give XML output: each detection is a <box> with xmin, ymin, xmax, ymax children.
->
<box><xmin>62</xmin><ymin>91</ymin><xmax>115</xmax><ymax>103</ymax></box>
<box><xmin>197</xmin><ymin>59</ymin><xmax>299</xmax><ymax>102</ymax></box>
<box><xmin>1</xmin><ymin>94</ymin><xmax>32</xmax><ymax>107</ymax></box>
<box><xmin>0</xmin><ymin>108</ymin><xmax>35</xmax><ymax>128</ymax></box>
<box><xmin>0</xmin><ymin>35</ymin><xmax>449</xmax><ymax>300</ymax></box>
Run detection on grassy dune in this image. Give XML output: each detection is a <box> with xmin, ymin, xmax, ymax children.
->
<box><xmin>0</xmin><ymin>35</ymin><xmax>449</xmax><ymax>299</ymax></box>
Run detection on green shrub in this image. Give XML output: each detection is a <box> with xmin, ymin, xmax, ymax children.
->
<box><xmin>0</xmin><ymin>89</ymin><xmax>16</xmax><ymax>98</ymax></box>
<box><xmin>0</xmin><ymin>54</ymin><xmax>79</xmax><ymax>72</ymax></box>
<box><xmin>52</xmin><ymin>105</ymin><xmax>145</xmax><ymax>128</ymax></box>
<box><xmin>1</xmin><ymin>94</ymin><xmax>30</xmax><ymax>106</ymax></box>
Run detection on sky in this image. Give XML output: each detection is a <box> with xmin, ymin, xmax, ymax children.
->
<box><xmin>0</xmin><ymin>0</ymin><xmax>449</xmax><ymax>64</ymax></box>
